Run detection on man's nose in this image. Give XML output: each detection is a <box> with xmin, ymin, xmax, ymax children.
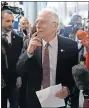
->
<box><xmin>36</xmin><ymin>23</ymin><xmax>42</xmax><ymax>29</ymax></box>
<box><xmin>9</xmin><ymin>21</ymin><xmax>13</xmax><ymax>26</ymax></box>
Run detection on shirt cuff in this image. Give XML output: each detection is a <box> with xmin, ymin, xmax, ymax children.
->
<box><xmin>27</xmin><ymin>52</ymin><xmax>33</xmax><ymax>58</ymax></box>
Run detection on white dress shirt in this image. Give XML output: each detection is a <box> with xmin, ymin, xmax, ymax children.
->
<box><xmin>6</xmin><ymin>31</ymin><xmax>12</xmax><ymax>44</ymax></box>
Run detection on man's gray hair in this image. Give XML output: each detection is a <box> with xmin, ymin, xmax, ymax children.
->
<box><xmin>1</xmin><ymin>10</ymin><xmax>13</xmax><ymax>19</ymax></box>
<box><xmin>38</xmin><ymin>8</ymin><xmax>59</xmax><ymax>25</ymax></box>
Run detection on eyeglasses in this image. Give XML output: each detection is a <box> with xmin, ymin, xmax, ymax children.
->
<box><xmin>35</xmin><ymin>20</ymin><xmax>50</xmax><ymax>25</ymax></box>
<box><xmin>35</xmin><ymin>20</ymin><xmax>57</xmax><ymax>25</ymax></box>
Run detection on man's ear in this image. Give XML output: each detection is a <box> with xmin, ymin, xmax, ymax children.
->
<box><xmin>53</xmin><ymin>23</ymin><xmax>58</xmax><ymax>30</ymax></box>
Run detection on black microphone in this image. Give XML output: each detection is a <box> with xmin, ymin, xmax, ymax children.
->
<box><xmin>23</xmin><ymin>28</ymin><xmax>27</xmax><ymax>36</ymax></box>
<box><xmin>72</xmin><ymin>64</ymin><xmax>89</xmax><ymax>90</ymax></box>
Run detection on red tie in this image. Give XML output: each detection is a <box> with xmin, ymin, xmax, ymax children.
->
<box><xmin>42</xmin><ymin>43</ymin><xmax>50</xmax><ymax>88</ymax></box>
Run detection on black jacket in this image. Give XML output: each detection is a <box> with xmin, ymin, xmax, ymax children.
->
<box><xmin>1</xmin><ymin>30</ymin><xmax>23</xmax><ymax>86</ymax></box>
<box><xmin>17</xmin><ymin>35</ymin><xmax>79</xmax><ymax>108</ymax></box>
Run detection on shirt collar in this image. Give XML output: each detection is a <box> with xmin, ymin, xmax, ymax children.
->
<box><xmin>2</xmin><ymin>31</ymin><xmax>11</xmax><ymax>37</ymax></box>
<box><xmin>7</xmin><ymin>31</ymin><xmax>11</xmax><ymax>37</ymax></box>
<box><xmin>42</xmin><ymin>35</ymin><xmax>57</xmax><ymax>47</ymax></box>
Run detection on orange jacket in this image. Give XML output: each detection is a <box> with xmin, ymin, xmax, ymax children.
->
<box><xmin>85</xmin><ymin>52</ymin><xmax>89</xmax><ymax>70</ymax></box>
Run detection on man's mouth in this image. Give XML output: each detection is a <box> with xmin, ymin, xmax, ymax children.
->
<box><xmin>8</xmin><ymin>26</ymin><xmax>13</xmax><ymax>29</ymax></box>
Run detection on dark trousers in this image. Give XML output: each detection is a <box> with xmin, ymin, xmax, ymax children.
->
<box><xmin>19</xmin><ymin>83</ymin><xmax>27</xmax><ymax>108</ymax></box>
<box><xmin>1</xmin><ymin>87</ymin><xmax>7</xmax><ymax>108</ymax></box>
<box><xmin>71</xmin><ymin>87</ymin><xmax>79</xmax><ymax>108</ymax></box>
<box><xmin>19</xmin><ymin>75</ymin><xmax>27</xmax><ymax>108</ymax></box>
<box><xmin>1</xmin><ymin>84</ymin><xmax>20</xmax><ymax>108</ymax></box>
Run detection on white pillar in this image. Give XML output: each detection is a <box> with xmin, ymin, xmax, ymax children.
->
<box><xmin>23</xmin><ymin>1</ymin><xmax>37</xmax><ymax>26</ymax></box>
<box><xmin>76</xmin><ymin>2</ymin><xmax>79</xmax><ymax>15</ymax></box>
<box><xmin>64</xmin><ymin>2</ymin><xmax>67</xmax><ymax>22</ymax></box>
<box><xmin>23</xmin><ymin>1</ymin><xmax>47</xmax><ymax>26</ymax></box>
<box><xmin>37</xmin><ymin>2</ymin><xmax>47</xmax><ymax>16</ymax></box>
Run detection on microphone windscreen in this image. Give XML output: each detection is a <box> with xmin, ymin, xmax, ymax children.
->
<box><xmin>72</xmin><ymin>64</ymin><xmax>89</xmax><ymax>90</ymax></box>
<box><xmin>76</xmin><ymin>30</ymin><xmax>88</xmax><ymax>40</ymax></box>
<box><xmin>23</xmin><ymin>29</ymin><xmax>27</xmax><ymax>35</ymax></box>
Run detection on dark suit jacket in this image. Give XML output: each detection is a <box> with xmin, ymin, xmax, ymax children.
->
<box><xmin>17</xmin><ymin>35</ymin><xmax>79</xmax><ymax>108</ymax></box>
<box><xmin>2</xmin><ymin>30</ymin><xmax>23</xmax><ymax>86</ymax></box>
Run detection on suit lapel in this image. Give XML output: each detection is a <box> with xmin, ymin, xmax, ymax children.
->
<box><xmin>56</xmin><ymin>36</ymin><xmax>66</xmax><ymax>72</ymax></box>
<box><xmin>35</xmin><ymin>47</ymin><xmax>42</xmax><ymax>67</ymax></box>
<box><xmin>11</xmin><ymin>30</ymin><xmax>16</xmax><ymax>46</ymax></box>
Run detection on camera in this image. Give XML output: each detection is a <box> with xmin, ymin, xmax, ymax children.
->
<box><xmin>1</xmin><ymin>2</ymin><xmax>24</xmax><ymax>15</ymax></box>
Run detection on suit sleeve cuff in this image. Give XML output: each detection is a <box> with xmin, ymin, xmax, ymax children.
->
<box><xmin>27</xmin><ymin>52</ymin><xmax>33</xmax><ymax>58</ymax></box>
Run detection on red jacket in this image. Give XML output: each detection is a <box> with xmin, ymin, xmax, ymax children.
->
<box><xmin>85</xmin><ymin>52</ymin><xmax>89</xmax><ymax>70</ymax></box>
<box><xmin>83</xmin><ymin>52</ymin><xmax>89</xmax><ymax>108</ymax></box>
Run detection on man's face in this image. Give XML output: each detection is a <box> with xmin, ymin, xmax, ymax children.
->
<box><xmin>20</xmin><ymin>20</ymin><xmax>30</xmax><ymax>31</ymax></box>
<box><xmin>2</xmin><ymin>13</ymin><xmax>14</xmax><ymax>32</ymax></box>
<box><xmin>35</xmin><ymin>12</ymin><xmax>58</xmax><ymax>39</ymax></box>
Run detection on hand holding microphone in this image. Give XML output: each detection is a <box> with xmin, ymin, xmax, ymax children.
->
<box><xmin>77</xmin><ymin>30</ymin><xmax>88</xmax><ymax>40</ymax></box>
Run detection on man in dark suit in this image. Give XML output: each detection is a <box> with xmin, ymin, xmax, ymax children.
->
<box><xmin>1</xmin><ymin>10</ymin><xmax>23</xmax><ymax>108</ymax></box>
<box><xmin>17</xmin><ymin>8</ymin><xmax>79</xmax><ymax>108</ymax></box>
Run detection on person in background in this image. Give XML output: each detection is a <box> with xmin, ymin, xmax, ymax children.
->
<box><xmin>69</xmin><ymin>15</ymin><xmax>83</xmax><ymax>41</ymax></box>
<box><xmin>18</xmin><ymin>23</ymin><xmax>37</xmax><ymax>108</ymax></box>
<box><xmin>17</xmin><ymin>8</ymin><xmax>79</xmax><ymax>108</ymax></box>
<box><xmin>57</xmin><ymin>28</ymin><xmax>64</xmax><ymax>37</ymax></box>
<box><xmin>18</xmin><ymin>16</ymin><xmax>32</xmax><ymax>41</ymax></box>
<box><xmin>18</xmin><ymin>17</ymin><xmax>32</xmax><ymax>108</ymax></box>
<box><xmin>69</xmin><ymin>15</ymin><xmax>82</xmax><ymax>27</ymax></box>
<box><xmin>1</xmin><ymin>10</ymin><xmax>23</xmax><ymax>108</ymax></box>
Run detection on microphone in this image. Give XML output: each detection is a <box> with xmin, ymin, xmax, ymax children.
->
<box><xmin>23</xmin><ymin>28</ymin><xmax>27</xmax><ymax>36</ymax></box>
<box><xmin>72</xmin><ymin>64</ymin><xmax>89</xmax><ymax>90</ymax></box>
<box><xmin>77</xmin><ymin>30</ymin><xmax>89</xmax><ymax>51</ymax></box>
<box><xmin>76</xmin><ymin>29</ymin><xmax>88</xmax><ymax>40</ymax></box>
